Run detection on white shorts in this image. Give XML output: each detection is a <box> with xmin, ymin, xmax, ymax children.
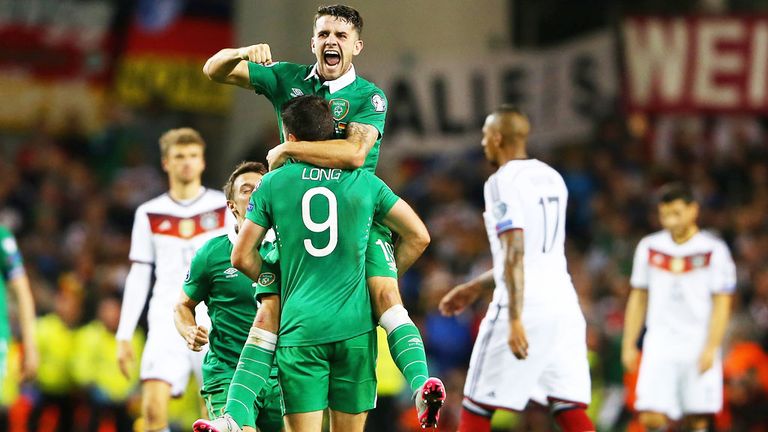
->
<box><xmin>463</xmin><ymin>302</ymin><xmax>591</xmax><ymax>411</ymax></box>
<box><xmin>140</xmin><ymin>312</ymin><xmax>207</xmax><ymax>397</ymax></box>
<box><xmin>635</xmin><ymin>346</ymin><xmax>723</xmax><ymax>420</ymax></box>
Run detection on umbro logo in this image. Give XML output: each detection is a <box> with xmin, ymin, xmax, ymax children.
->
<box><xmin>408</xmin><ymin>337</ymin><xmax>422</xmax><ymax>345</ymax></box>
<box><xmin>290</xmin><ymin>88</ymin><xmax>305</xmax><ymax>97</ymax></box>
<box><xmin>224</xmin><ymin>267</ymin><xmax>238</xmax><ymax>278</ymax></box>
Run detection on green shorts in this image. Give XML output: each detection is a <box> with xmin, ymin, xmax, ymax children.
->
<box><xmin>366</xmin><ymin>221</ymin><xmax>397</xmax><ymax>278</ymax></box>
<box><xmin>201</xmin><ymin>377</ymin><xmax>282</xmax><ymax>431</ymax></box>
<box><xmin>276</xmin><ymin>330</ymin><xmax>378</xmax><ymax>415</ymax></box>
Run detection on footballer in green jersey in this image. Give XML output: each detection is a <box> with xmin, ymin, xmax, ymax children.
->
<box><xmin>225</xmin><ymin>95</ymin><xmax>437</xmax><ymax>432</ymax></box>
<box><xmin>0</xmin><ymin>226</ymin><xmax>37</xmax><ymax>387</ymax></box>
<box><xmin>176</xmin><ymin>163</ymin><xmax>283</xmax><ymax>432</ymax></box>
<box><xmin>203</xmin><ymin>5</ymin><xmax>446</xmax><ymax>429</ymax></box>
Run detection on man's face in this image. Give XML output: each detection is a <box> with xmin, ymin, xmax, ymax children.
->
<box><xmin>481</xmin><ymin>116</ymin><xmax>501</xmax><ymax>166</ymax></box>
<box><xmin>311</xmin><ymin>15</ymin><xmax>363</xmax><ymax>81</ymax></box>
<box><xmin>228</xmin><ymin>171</ymin><xmax>263</xmax><ymax>225</ymax></box>
<box><xmin>658</xmin><ymin>199</ymin><xmax>699</xmax><ymax>237</ymax></box>
<box><xmin>162</xmin><ymin>143</ymin><xmax>205</xmax><ymax>184</ymax></box>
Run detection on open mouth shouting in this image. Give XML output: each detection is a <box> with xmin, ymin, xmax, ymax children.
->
<box><xmin>323</xmin><ymin>49</ymin><xmax>342</xmax><ymax>67</ymax></box>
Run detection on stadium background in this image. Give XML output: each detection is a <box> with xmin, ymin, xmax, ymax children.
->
<box><xmin>1</xmin><ymin>0</ymin><xmax>767</xmax><ymax>430</ymax></box>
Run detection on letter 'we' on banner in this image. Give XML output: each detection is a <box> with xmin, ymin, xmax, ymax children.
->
<box><xmin>623</xmin><ymin>16</ymin><xmax>768</xmax><ymax>113</ymax></box>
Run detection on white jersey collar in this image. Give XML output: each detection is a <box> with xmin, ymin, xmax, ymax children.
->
<box><xmin>227</xmin><ymin>224</ymin><xmax>239</xmax><ymax>245</ymax></box>
<box><xmin>304</xmin><ymin>64</ymin><xmax>356</xmax><ymax>94</ymax></box>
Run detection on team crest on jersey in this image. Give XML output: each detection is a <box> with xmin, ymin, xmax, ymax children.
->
<box><xmin>224</xmin><ymin>267</ymin><xmax>239</xmax><ymax>278</ymax></box>
<box><xmin>179</xmin><ymin>219</ymin><xmax>195</xmax><ymax>238</ymax></box>
<box><xmin>330</xmin><ymin>99</ymin><xmax>350</xmax><ymax>120</ymax></box>
<box><xmin>290</xmin><ymin>88</ymin><xmax>304</xmax><ymax>98</ymax></box>
<box><xmin>493</xmin><ymin>202</ymin><xmax>507</xmax><ymax>219</ymax></box>
<box><xmin>371</xmin><ymin>94</ymin><xmax>386</xmax><ymax>112</ymax></box>
<box><xmin>200</xmin><ymin>212</ymin><xmax>220</xmax><ymax>231</ymax></box>
<box><xmin>258</xmin><ymin>272</ymin><xmax>276</xmax><ymax>286</ymax></box>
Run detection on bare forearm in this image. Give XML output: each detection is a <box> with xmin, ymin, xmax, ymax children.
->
<box><xmin>623</xmin><ymin>289</ymin><xmax>648</xmax><ymax>350</ymax></box>
<box><xmin>173</xmin><ymin>303</ymin><xmax>197</xmax><ymax>337</ymax></box>
<box><xmin>468</xmin><ymin>269</ymin><xmax>495</xmax><ymax>291</ymax></box>
<box><xmin>505</xmin><ymin>258</ymin><xmax>524</xmax><ymax>320</ymax></box>
<box><xmin>283</xmin><ymin>140</ymin><xmax>364</xmax><ymax>169</ymax></box>
<box><xmin>705</xmin><ymin>294</ymin><xmax>732</xmax><ymax>350</ymax></box>
<box><xmin>394</xmin><ymin>237</ymin><xmax>428</xmax><ymax>276</ymax></box>
<box><xmin>10</xmin><ymin>277</ymin><xmax>36</xmax><ymax>353</ymax></box>
<box><xmin>204</xmin><ymin>48</ymin><xmax>244</xmax><ymax>82</ymax></box>
<box><xmin>234</xmin><ymin>254</ymin><xmax>262</xmax><ymax>282</ymax></box>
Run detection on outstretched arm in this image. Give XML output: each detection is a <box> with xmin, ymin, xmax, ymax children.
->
<box><xmin>268</xmin><ymin>122</ymin><xmax>378</xmax><ymax>170</ymax></box>
<box><xmin>203</xmin><ymin>44</ymin><xmax>273</xmax><ymax>89</ymax></box>
<box><xmin>381</xmin><ymin>199</ymin><xmax>430</xmax><ymax>276</ymax></box>
<box><xmin>439</xmin><ymin>269</ymin><xmax>494</xmax><ymax>317</ymax></box>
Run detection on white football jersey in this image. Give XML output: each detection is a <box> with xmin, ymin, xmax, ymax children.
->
<box><xmin>630</xmin><ymin>230</ymin><xmax>736</xmax><ymax>357</ymax></box>
<box><xmin>483</xmin><ymin>159</ymin><xmax>577</xmax><ymax>311</ymax></box>
<box><xmin>129</xmin><ymin>188</ymin><xmax>232</xmax><ymax>320</ymax></box>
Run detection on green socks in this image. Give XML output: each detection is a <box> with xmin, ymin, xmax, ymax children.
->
<box><xmin>380</xmin><ymin>305</ymin><xmax>429</xmax><ymax>392</ymax></box>
<box><xmin>225</xmin><ymin>327</ymin><xmax>277</xmax><ymax>428</ymax></box>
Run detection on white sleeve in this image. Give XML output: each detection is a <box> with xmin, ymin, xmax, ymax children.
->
<box><xmin>129</xmin><ymin>206</ymin><xmax>154</xmax><ymax>264</ymax></box>
<box><xmin>116</xmin><ymin>262</ymin><xmax>153</xmax><ymax>340</ymax></box>
<box><xmin>630</xmin><ymin>238</ymin><xmax>649</xmax><ymax>289</ymax></box>
<box><xmin>488</xmin><ymin>173</ymin><xmax>525</xmax><ymax>235</ymax></box>
<box><xmin>710</xmin><ymin>241</ymin><xmax>737</xmax><ymax>294</ymax></box>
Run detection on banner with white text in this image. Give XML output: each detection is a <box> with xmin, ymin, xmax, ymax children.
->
<box><xmin>623</xmin><ymin>16</ymin><xmax>768</xmax><ymax>113</ymax></box>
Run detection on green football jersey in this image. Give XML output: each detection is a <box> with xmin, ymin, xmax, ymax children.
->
<box><xmin>0</xmin><ymin>227</ymin><xmax>23</xmax><ymax>342</ymax></box>
<box><xmin>248</xmin><ymin>62</ymin><xmax>387</xmax><ymax>173</ymax></box>
<box><xmin>246</xmin><ymin>163</ymin><xmax>400</xmax><ymax>347</ymax></box>
<box><xmin>183</xmin><ymin>233</ymin><xmax>279</xmax><ymax>386</ymax></box>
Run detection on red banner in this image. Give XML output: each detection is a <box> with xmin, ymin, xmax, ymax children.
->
<box><xmin>623</xmin><ymin>16</ymin><xmax>768</xmax><ymax>113</ymax></box>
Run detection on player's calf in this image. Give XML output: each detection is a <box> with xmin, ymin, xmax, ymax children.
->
<box><xmin>549</xmin><ymin>399</ymin><xmax>595</xmax><ymax>432</ymax></box>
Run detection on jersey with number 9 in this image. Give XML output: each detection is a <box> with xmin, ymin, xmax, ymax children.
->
<box><xmin>246</xmin><ymin>162</ymin><xmax>400</xmax><ymax>347</ymax></box>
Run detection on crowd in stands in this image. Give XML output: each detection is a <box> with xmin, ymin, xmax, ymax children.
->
<box><xmin>1</xmin><ymin>105</ymin><xmax>767</xmax><ymax>431</ymax></box>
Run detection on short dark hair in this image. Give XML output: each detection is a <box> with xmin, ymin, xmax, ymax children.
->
<box><xmin>314</xmin><ymin>4</ymin><xmax>363</xmax><ymax>34</ymax></box>
<box><xmin>280</xmin><ymin>95</ymin><xmax>336</xmax><ymax>142</ymax></box>
<box><xmin>223</xmin><ymin>161</ymin><xmax>267</xmax><ymax>200</ymax></box>
<box><xmin>658</xmin><ymin>182</ymin><xmax>695</xmax><ymax>204</ymax></box>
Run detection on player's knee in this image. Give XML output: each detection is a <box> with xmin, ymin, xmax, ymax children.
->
<box><xmin>639</xmin><ymin>411</ymin><xmax>668</xmax><ymax>429</ymax></box>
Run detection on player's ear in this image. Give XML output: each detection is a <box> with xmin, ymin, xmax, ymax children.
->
<box><xmin>226</xmin><ymin>200</ymin><xmax>238</xmax><ymax>217</ymax></box>
<box><xmin>286</xmin><ymin>133</ymin><xmax>299</xmax><ymax>142</ymax></box>
<box><xmin>310</xmin><ymin>36</ymin><xmax>316</xmax><ymax>54</ymax></box>
<box><xmin>353</xmin><ymin>38</ymin><xmax>363</xmax><ymax>56</ymax></box>
<box><xmin>161</xmin><ymin>157</ymin><xmax>170</xmax><ymax>173</ymax></box>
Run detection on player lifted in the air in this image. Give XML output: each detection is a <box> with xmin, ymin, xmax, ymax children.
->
<box><xmin>623</xmin><ymin>183</ymin><xmax>735</xmax><ymax>432</ymax></box>
<box><xmin>440</xmin><ymin>107</ymin><xmax>595</xmax><ymax>432</ymax></box>
<box><xmin>174</xmin><ymin>161</ymin><xmax>283</xmax><ymax>432</ymax></box>
<box><xmin>116</xmin><ymin>128</ymin><xmax>232</xmax><ymax>432</ymax></box>
<box><xmin>202</xmin><ymin>4</ymin><xmax>444</xmax><ymax>429</ymax></box>
<box><xmin>218</xmin><ymin>95</ymin><xmax>431</xmax><ymax>432</ymax></box>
